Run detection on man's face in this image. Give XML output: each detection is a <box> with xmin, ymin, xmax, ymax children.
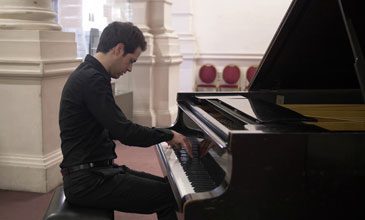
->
<box><xmin>110</xmin><ymin>46</ymin><xmax>142</xmax><ymax>79</ymax></box>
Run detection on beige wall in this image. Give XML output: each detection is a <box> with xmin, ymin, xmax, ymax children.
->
<box><xmin>193</xmin><ymin>0</ymin><xmax>291</xmax><ymax>55</ymax></box>
<box><xmin>176</xmin><ymin>0</ymin><xmax>292</xmax><ymax>91</ymax></box>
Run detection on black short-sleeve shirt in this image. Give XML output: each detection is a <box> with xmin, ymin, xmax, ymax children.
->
<box><xmin>59</xmin><ymin>55</ymin><xmax>173</xmax><ymax>168</ymax></box>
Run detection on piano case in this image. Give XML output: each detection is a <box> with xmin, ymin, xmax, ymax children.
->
<box><xmin>156</xmin><ymin>0</ymin><xmax>365</xmax><ymax>219</ymax></box>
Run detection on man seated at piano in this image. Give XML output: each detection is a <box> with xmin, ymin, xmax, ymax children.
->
<box><xmin>59</xmin><ymin>21</ymin><xmax>193</xmax><ymax>220</ymax></box>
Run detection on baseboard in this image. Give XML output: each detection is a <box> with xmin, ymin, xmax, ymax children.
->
<box><xmin>0</xmin><ymin>149</ymin><xmax>63</xmax><ymax>193</ymax></box>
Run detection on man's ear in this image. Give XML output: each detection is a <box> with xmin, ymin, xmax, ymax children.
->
<box><xmin>115</xmin><ymin>43</ymin><xmax>125</xmax><ymax>56</ymax></box>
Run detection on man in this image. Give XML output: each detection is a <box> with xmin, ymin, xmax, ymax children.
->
<box><xmin>59</xmin><ymin>21</ymin><xmax>192</xmax><ymax>220</ymax></box>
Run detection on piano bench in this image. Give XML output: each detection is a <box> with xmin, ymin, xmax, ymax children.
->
<box><xmin>43</xmin><ymin>185</ymin><xmax>114</xmax><ymax>220</ymax></box>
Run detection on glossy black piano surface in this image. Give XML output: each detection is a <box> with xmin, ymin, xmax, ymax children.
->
<box><xmin>156</xmin><ymin>0</ymin><xmax>365</xmax><ymax>219</ymax></box>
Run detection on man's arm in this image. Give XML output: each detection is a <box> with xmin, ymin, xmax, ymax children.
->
<box><xmin>84</xmin><ymin>74</ymin><xmax>175</xmax><ymax>147</ymax></box>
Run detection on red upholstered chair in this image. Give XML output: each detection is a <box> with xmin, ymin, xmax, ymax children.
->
<box><xmin>218</xmin><ymin>64</ymin><xmax>241</xmax><ymax>91</ymax></box>
<box><xmin>244</xmin><ymin>65</ymin><xmax>258</xmax><ymax>90</ymax></box>
<box><xmin>196</xmin><ymin>64</ymin><xmax>218</xmax><ymax>91</ymax></box>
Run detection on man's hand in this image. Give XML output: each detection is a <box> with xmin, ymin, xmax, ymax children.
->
<box><xmin>199</xmin><ymin>139</ymin><xmax>215</xmax><ymax>158</ymax></box>
<box><xmin>166</xmin><ymin>130</ymin><xmax>193</xmax><ymax>157</ymax></box>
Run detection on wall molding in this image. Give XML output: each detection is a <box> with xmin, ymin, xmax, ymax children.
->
<box><xmin>0</xmin><ymin>58</ymin><xmax>81</xmax><ymax>79</ymax></box>
<box><xmin>0</xmin><ymin>148</ymin><xmax>62</xmax><ymax>169</ymax></box>
<box><xmin>172</xmin><ymin>12</ymin><xmax>193</xmax><ymax>16</ymax></box>
<box><xmin>155</xmin><ymin>55</ymin><xmax>183</xmax><ymax>64</ymax></box>
<box><xmin>197</xmin><ymin>52</ymin><xmax>264</xmax><ymax>61</ymax></box>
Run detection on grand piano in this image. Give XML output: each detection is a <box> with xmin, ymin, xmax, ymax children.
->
<box><xmin>156</xmin><ymin>0</ymin><xmax>365</xmax><ymax>219</ymax></box>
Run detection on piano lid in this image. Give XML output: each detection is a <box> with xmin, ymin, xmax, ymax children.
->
<box><xmin>250</xmin><ymin>0</ymin><xmax>365</xmax><ymax>101</ymax></box>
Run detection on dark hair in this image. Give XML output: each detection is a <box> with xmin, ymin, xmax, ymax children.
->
<box><xmin>96</xmin><ymin>22</ymin><xmax>147</xmax><ymax>54</ymax></box>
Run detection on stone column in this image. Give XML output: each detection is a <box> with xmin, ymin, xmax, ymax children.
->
<box><xmin>148</xmin><ymin>0</ymin><xmax>182</xmax><ymax>127</ymax></box>
<box><xmin>171</xmin><ymin>0</ymin><xmax>198</xmax><ymax>92</ymax></box>
<box><xmin>0</xmin><ymin>0</ymin><xmax>80</xmax><ymax>193</ymax></box>
<box><xmin>128</xmin><ymin>0</ymin><xmax>157</xmax><ymax>126</ymax></box>
<box><xmin>114</xmin><ymin>0</ymin><xmax>182</xmax><ymax>126</ymax></box>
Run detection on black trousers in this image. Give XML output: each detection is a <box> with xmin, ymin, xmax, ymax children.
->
<box><xmin>63</xmin><ymin>164</ymin><xmax>178</xmax><ymax>220</ymax></box>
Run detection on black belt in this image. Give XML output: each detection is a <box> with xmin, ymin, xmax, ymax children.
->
<box><xmin>61</xmin><ymin>160</ymin><xmax>114</xmax><ymax>176</ymax></box>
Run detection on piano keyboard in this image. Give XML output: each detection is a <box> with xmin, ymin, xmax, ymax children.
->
<box><xmin>173</xmin><ymin>138</ymin><xmax>218</xmax><ymax>192</ymax></box>
<box><xmin>157</xmin><ymin>137</ymin><xmax>226</xmax><ymax>207</ymax></box>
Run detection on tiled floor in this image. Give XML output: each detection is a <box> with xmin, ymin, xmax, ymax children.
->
<box><xmin>0</xmin><ymin>143</ymin><xmax>163</xmax><ymax>220</ymax></box>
